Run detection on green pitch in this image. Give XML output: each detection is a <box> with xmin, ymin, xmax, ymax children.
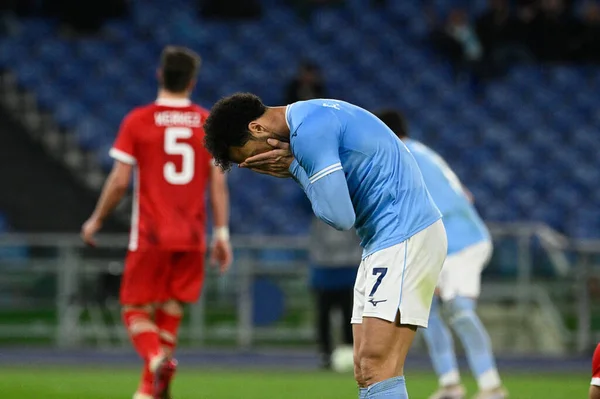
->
<box><xmin>0</xmin><ymin>367</ymin><xmax>588</xmax><ymax>398</ymax></box>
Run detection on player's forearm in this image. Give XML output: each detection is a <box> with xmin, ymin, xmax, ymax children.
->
<box><xmin>290</xmin><ymin>160</ymin><xmax>355</xmax><ymax>230</ymax></box>
<box><xmin>210</xmin><ymin>170</ymin><xmax>230</xmax><ymax>229</ymax></box>
<box><xmin>91</xmin><ymin>172</ymin><xmax>128</xmax><ymax>223</ymax></box>
<box><xmin>305</xmin><ymin>174</ymin><xmax>356</xmax><ymax>231</ymax></box>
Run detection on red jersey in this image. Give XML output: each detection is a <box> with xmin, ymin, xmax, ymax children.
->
<box><xmin>593</xmin><ymin>343</ymin><xmax>600</xmax><ymax>386</ymax></box>
<box><xmin>110</xmin><ymin>98</ymin><xmax>212</xmax><ymax>252</ymax></box>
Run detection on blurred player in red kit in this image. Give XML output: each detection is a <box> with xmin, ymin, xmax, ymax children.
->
<box><xmin>591</xmin><ymin>343</ymin><xmax>600</xmax><ymax>399</ymax></box>
<box><xmin>81</xmin><ymin>46</ymin><xmax>232</xmax><ymax>399</ymax></box>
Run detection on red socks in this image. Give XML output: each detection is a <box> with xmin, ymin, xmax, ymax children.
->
<box><xmin>155</xmin><ymin>308</ymin><xmax>182</xmax><ymax>355</ymax></box>
<box><xmin>122</xmin><ymin>309</ymin><xmax>163</xmax><ymax>364</ymax></box>
<box><xmin>137</xmin><ymin>364</ymin><xmax>154</xmax><ymax>396</ymax></box>
<box><xmin>125</xmin><ymin>307</ymin><xmax>181</xmax><ymax>396</ymax></box>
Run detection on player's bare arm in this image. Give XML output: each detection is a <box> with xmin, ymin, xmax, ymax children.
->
<box><xmin>81</xmin><ymin>161</ymin><xmax>132</xmax><ymax>246</ymax></box>
<box><xmin>239</xmin><ymin>139</ymin><xmax>293</xmax><ymax>178</ymax></box>
<box><xmin>209</xmin><ymin>164</ymin><xmax>233</xmax><ymax>273</ymax></box>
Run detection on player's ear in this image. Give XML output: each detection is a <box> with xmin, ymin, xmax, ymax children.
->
<box><xmin>248</xmin><ymin>121</ymin><xmax>263</xmax><ymax>136</ymax></box>
<box><xmin>156</xmin><ymin>68</ymin><xmax>162</xmax><ymax>84</ymax></box>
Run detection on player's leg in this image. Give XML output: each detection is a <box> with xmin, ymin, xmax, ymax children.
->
<box><xmin>155</xmin><ymin>299</ymin><xmax>183</xmax><ymax>358</ymax></box>
<box><xmin>155</xmin><ymin>255</ymin><xmax>186</xmax><ymax>359</ymax></box>
<box><xmin>448</xmin><ymin>296</ymin><xmax>505</xmax><ymax>399</ymax></box>
<box><xmin>120</xmin><ymin>249</ymin><xmax>170</xmax><ymax>399</ymax></box>
<box><xmin>423</xmin><ymin>254</ymin><xmax>465</xmax><ymax>399</ymax></box>
<box><xmin>443</xmin><ymin>242</ymin><xmax>506</xmax><ymax>399</ymax></box>
<box><xmin>124</xmin><ymin>304</ymin><xmax>161</xmax><ymax>399</ymax></box>
<box><xmin>357</xmin><ymin>220</ymin><xmax>447</xmax><ymax>398</ymax></box>
<box><xmin>154</xmin><ymin>251</ymin><xmax>205</xmax><ymax>398</ymax></box>
<box><xmin>153</xmin><ymin>297</ymin><xmax>181</xmax><ymax>399</ymax></box>
<box><xmin>161</xmin><ymin>251</ymin><xmax>205</xmax><ymax>348</ymax></box>
<box><xmin>359</xmin><ymin>316</ymin><xmax>415</xmax><ymax>398</ymax></box>
<box><xmin>351</xmin><ymin>261</ymin><xmax>368</xmax><ymax>399</ymax></box>
<box><xmin>315</xmin><ymin>288</ymin><xmax>335</xmax><ymax>368</ymax></box>
<box><xmin>422</xmin><ymin>294</ymin><xmax>465</xmax><ymax>399</ymax></box>
<box><xmin>353</xmin><ymin>324</ymin><xmax>367</xmax><ymax>399</ymax></box>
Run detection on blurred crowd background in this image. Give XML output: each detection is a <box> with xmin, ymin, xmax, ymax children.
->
<box><xmin>0</xmin><ymin>0</ymin><xmax>598</xmax><ymax>366</ymax></box>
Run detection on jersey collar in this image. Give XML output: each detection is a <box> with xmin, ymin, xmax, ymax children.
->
<box><xmin>155</xmin><ymin>98</ymin><xmax>192</xmax><ymax>107</ymax></box>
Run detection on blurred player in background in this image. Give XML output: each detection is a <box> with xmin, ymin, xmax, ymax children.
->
<box><xmin>376</xmin><ymin>110</ymin><xmax>506</xmax><ymax>399</ymax></box>
<box><xmin>81</xmin><ymin>46</ymin><xmax>232</xmax><ymax>399</ymax></box>
<box><xmin>591</xmin><ymin>343</ymin><xmax>600</xmax><ymax>399</ymax></box>
<box><xmin>203</xmin><ymin>94</ymin><xmax>447</xmax><ymax>399</ymax></box>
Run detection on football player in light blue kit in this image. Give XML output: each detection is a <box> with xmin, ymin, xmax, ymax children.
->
<box><xmin>376</xmin><ymin>110</ymin><xmax>508</xmax><ymax>399</ymax></box>
<box><xmin>203</xmin><ymin>93</ymin><xmax>448</xmax><ymax>399</ymax></box>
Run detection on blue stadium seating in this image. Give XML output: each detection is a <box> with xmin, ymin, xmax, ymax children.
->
<box><xmin>1</xmin><ymin>1</ymin><xmax>598</xmax><ymax>240</ymax></box>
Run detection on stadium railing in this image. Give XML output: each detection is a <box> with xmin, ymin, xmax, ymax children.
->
<box><xmin>0</xmin><ymin>223</ymin><xmax>598</xmax><ymax>354</ymax></box>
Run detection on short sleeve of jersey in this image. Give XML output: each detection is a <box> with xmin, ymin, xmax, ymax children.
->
<box><xmin>109</xmin><ymin>112</ymin><xmax>138</xmax><ymax>165</ymax></box>
<box><xmin>290</xmin><ymin>107</ymin><xmax>343</xmax><ymax>185</ymax></box>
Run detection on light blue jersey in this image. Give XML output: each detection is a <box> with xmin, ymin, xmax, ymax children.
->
<box><xmin>286</xmin><ymin>99</ymin><xmax>441</xmax><ymax>257</ymax></box>
<box><xmin>403</xmin><ymin>139</ymin><xmax>490</xmax><ymax>254</ymax></box>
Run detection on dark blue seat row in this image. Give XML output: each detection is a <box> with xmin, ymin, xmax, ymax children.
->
<box><xmin>3</xmin><ymin>2</ymin><xmax>599</xmax><ymax>240</ymax></box>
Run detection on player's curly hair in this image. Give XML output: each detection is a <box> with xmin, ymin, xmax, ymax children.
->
<box><xmin>204</xmin><ymin>93</ymin><xmax>267</xmax><ymax>171</ymax></box>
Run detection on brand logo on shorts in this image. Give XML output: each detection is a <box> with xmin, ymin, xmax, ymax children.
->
<box><xmin>368</xmin><ymin>298</ymin><xmax>387</xmax><ymax>307</ymax></box>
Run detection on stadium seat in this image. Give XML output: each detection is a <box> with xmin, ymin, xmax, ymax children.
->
<box><xmin>37</xmin><ymin>39</ymin><xmax>72</xmax><ymax>63</ymax></box>
<box><xmin>102</xmin><ymin>20</ymin><xmax>135</xmax><ymax>41</ymax></box>
<box><xmin>54</xmin><ymin>101</ymin><xmax>87</xmax><ymax>129</ymax></box>
<box><xmin>15</xmin><ymin>63</ymin><xmax>48</xmax><ymax>90</ymax></box>
<box><xmin>4</xmin><ymin>2</ymin><xmax>598</xmax><ymax>240</ymax></box>
<box><xmin>74</xmin><ymin>118</ymin><xmax>111</xmax><ymax>151</ymax></box>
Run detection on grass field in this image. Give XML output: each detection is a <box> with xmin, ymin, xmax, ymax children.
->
<box><xmin>0</xmin><ymin>367</ymin><xmax>588</xmax><ymax>398</ymax></box>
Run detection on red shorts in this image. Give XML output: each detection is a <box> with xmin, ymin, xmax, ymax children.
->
<box><xmin>120</xmin><ymin>249</ymin><xmax>205</xmax><ymax>305</ymax></box>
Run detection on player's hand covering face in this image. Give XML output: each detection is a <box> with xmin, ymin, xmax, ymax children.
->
<box><xmin>239</xmin><ymin>139</ymin><xmax>293</xmax><ymax>178</ymax></box>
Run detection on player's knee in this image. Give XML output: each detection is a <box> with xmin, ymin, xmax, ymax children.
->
<box><xmin>353</xmin><ymin>353</ymin><xmax>366</xmax><ymax>387</ymax></box>
<box><xmin>447</xmin><ymin>297</ymin><xmax>485</xmax><ymax>335</ymax></box>
<box><xmin>353</xmin><ymin>362</ymin><xmax>363</xmax><ymax>386</ymax></box>
<box><xmin>446</xmin><ymin>296</ymin><xmax>476</xmax><ymax>324</ymax></box>
<box><xmin>121</xmin><ymin>305</ymin><xmax>157</xmax><ymax>335</ymax></box>
<box><xmin>160</xmin><ymin>299</ymin><xmax>184</xmax><ymax>316</ymax></box>
<box><xmin>358</xmin><ymin>346</ymin><xmax>388</xmax><ymax>385</ymax></box>
<box><xmin>450</xmin><ymin>311</ymin><xmax>478</xmax><ymax>333</ymax></box>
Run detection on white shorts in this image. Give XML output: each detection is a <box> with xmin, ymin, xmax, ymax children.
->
<box><xmin>437</xmin><ymin>240</ymin><xmax>493</xmax><ymax>302</ymax></box>
<box><xmin>351</xmin><ymin>220</ymin><xmax>447</xmax><ymax>328</ymax></box>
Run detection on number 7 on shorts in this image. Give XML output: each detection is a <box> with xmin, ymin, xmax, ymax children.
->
<box><xmin>369</xmin><ymin>267</ymin><xmax>388</xmax><ymax>297</ymax></box>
